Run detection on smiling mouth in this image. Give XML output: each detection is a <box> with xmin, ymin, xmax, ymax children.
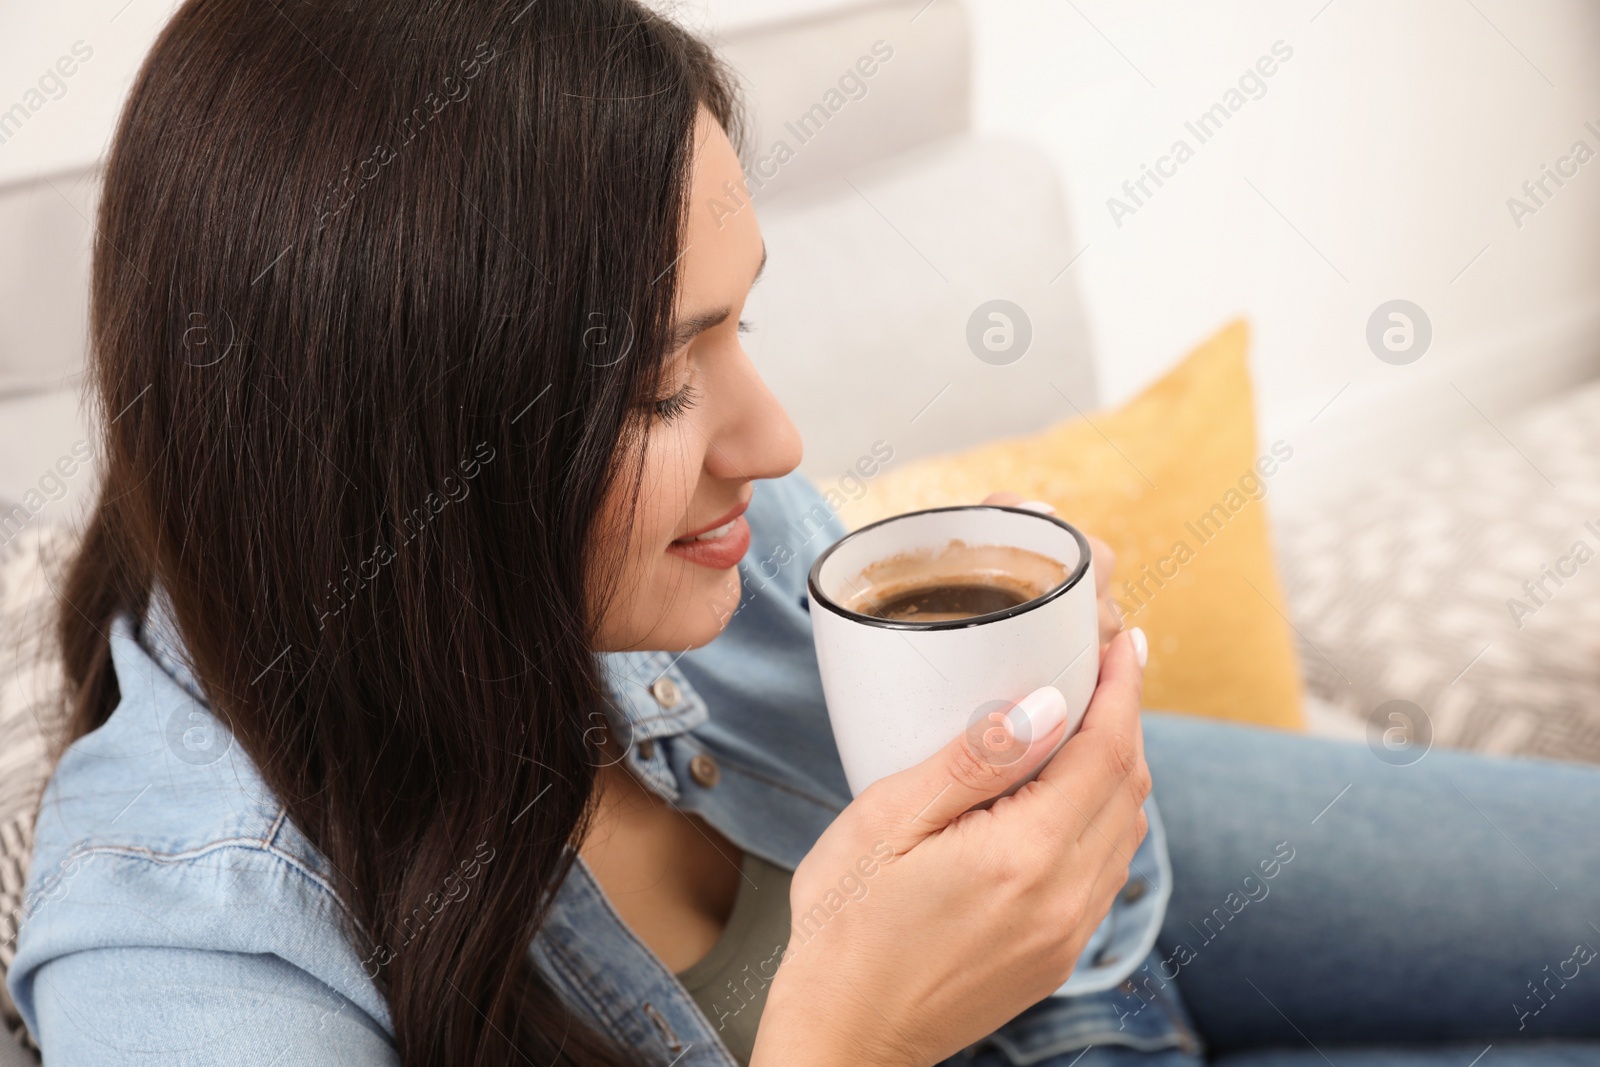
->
<box><xmin>672</xmin><ymin>496</ymin><xmax>750</xmax><ymax>542</ymax></box>
<box><xmin>666</xmin><ymin>498</ymin><xmax>753</xmax><ymax>570</ymax></box>
<box><xmin>673</xmin><ymin>517</ymin><xmax>740</xmax><ymax>544</ymax></box>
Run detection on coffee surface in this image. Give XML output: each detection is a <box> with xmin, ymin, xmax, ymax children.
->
<box><xmin>839</xmin><ymin>540</ymin><xmax>1070</xmax><ymax>622</ymax></box>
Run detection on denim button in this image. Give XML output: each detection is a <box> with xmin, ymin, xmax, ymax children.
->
<box><xmin>650</xmin><ymin>677</ymin><xmax>681</xmax><ymax>708</ymax></box>
<box><xmin>1122</xmin><ymin>879</ymin><xmax>1147</xmax><ymax>903</ymax></box>
<box><xmin>688</xmin><ymin>753</ymin><xmax>720</xmax><ymax>788</ymax></box>
<box><xmin>637</xmin><ymin>739</ymin><xmax>656</xmax><ymax>759</ymax></box>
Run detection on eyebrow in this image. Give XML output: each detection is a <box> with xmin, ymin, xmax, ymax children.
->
<box><xmin>668</xmin><ymin>242</ymin><xmax>767</xmax><ymax>349</ymax></box>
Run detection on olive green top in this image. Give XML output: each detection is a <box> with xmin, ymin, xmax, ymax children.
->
<box><xmin>674</xmin><ymin>851</ymin><xmax>793</xmax><ymax>1065</ymax></box>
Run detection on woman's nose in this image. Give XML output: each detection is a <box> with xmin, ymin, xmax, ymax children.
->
<box><xmin>704</xmin><ymin>351</ymin><xmax>803</xmax><ymax>482</ymax></box>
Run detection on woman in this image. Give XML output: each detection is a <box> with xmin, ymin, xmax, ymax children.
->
<box><xmin>9</xmin><ymin>1</ymin><xmax>1599</xmax><ymax>1064</ymax></box>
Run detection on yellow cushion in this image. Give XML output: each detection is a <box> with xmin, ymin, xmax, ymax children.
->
<box><xmin>835</xmin><ymin>319</ymin><xmax>1305</xmax><ymax>730</ymax></box>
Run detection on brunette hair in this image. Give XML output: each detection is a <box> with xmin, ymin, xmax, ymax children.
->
<box><xmin>55</xmin><ymin>1</ymin><xmax>742</xmax><ymax>1063</ymax></box>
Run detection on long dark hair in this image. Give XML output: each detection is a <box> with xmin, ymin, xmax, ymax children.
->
<box><xmin>55</xmin><ymin>1</ymin><xmax>742</xmax><ymax>1063</ymax></box>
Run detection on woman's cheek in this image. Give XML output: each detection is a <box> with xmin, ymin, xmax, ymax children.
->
<box><xmin>594</xmin><ymin>419</ymin><xmax>718</xmax><ymax>648</ymax></box>
<box><xmin>645</xmin><ymin>423</ymin><xmax>703</xmax><ymax>545</ymax></box>
<box><xmin>634</xmin><ymin>465</ymin><xmax>668</xmax><ymax>558</ymax></box>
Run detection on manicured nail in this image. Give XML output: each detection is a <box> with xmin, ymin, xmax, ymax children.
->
<box><xmin>1005</xmin><ymin>685</ymin><xmax>1066</xmax><ymax>741</ymax></box>
<box><xmin>1018</xmin><ymin>500</ymin><xmax>1056</xmax><ymax>514</ymax></box>
<box><xmin>1129</xmin><ymin>627</ymin><xmax>1148</xmax><ymax>668</ymax></box>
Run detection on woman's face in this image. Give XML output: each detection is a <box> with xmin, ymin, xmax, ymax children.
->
<box><xmin>592</xmin><ymin>106</ymin><xmax>803</xmax><ymax>653</ymax></box>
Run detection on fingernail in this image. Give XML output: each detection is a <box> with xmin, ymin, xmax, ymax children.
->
<box><xmin>1129</xmin><ymin>627</ymin><xmax>1148</xmax><ymax>668</ymax></box>
<box><xmin>1018</xmin><ymin>500</ymin><xmax>1056</xmax><ymax>514</ymax></box>
<box><xmin>1005</xmin><ymin>685</ymin><xmax>1067</xmax><ymax>741</ymax></box>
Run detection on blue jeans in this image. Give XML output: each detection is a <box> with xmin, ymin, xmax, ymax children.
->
<box><xmin>968</xmin><ymin>711</ymin><xmax>1600</xmax><ymax>1067</ymax></box>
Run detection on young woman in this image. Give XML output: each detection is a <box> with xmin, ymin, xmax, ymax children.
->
<box><xmin>10</xmin><ymin>1</ymin><xmax>1600</xmax><ymax>1065</ymax></box>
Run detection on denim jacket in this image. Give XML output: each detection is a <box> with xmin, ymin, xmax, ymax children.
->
<box><xmin>9</xmin><ymin>471</ymin><xmax>1187</xmax><ymax>1065</ymax></box>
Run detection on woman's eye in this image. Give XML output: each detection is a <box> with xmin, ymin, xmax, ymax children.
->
<box><xmin>650</xmin><ymin>382</ymin><xmax>701</xmax><ymax>422</ymax></box>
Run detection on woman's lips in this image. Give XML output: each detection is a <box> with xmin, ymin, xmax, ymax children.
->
<box><xmin>667</xmin><ymin>502</ymin><xmax>752</xmax><ymax>570</ymax></box>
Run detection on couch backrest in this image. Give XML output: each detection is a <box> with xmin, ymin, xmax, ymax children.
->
<box><xmin>716</xmin><ymin>0</ymin><xmax>1100</xmax><ymax>485</ymax></box>
<box><xmin>0</xmin><ymin>171</ymin><xmax>95</xmax><ymax>397</ymax></box>
<box><xmin>715</xmin><ymin>0</ymin><xmax>971</xmax><ymax>203</ymax></box>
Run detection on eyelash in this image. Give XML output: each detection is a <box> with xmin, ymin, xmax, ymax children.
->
<box><xmin>648</xmin><ymin>320</ymin><xmax>754</xmax><ymax>420</ymax></box>
<box><xmin>651</xmin><ymin>382</ymin><xmax>701</xmax><ymax>421</ymax></box>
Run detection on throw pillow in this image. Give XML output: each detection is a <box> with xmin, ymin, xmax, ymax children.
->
<box><xmin>835</xmin><ymin>319</ymin><xmax>1305</xmax><ymax>730</ymax></box>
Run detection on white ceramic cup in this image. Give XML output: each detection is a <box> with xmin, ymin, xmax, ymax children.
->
<box><xmin>807</xmin><ymin>504</ymin><xmax>1101</xmax><ymax>798</ymax></box>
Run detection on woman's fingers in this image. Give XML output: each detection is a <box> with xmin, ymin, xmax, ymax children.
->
<box><xmin>840</xmin><ymin>625</ymin><xmax>1147</xmax><ymax>888</ymax></box>
<box><xmin>1031</xmin><ymin>629</ymin><xmax>1149</xmax><ymax>838</ymax></box>
<box><xmin>1072</xmin><ymin>808</ymin><xmax>1149</xmax><ymax>941</ymax></box>
<box><xmin>979</xmin><ymin>490</ymin><xmax>1054</xmax><ymax>515</ymax></box>
<box><xmin>1098</xmin><ymin>596</ymin><xmax>1122</xmax><ymax>649</ymax></box>
<box><xmin>851</xmin><ymin>684</ymin><xmax>1073</xmax><ymax>855</ymax></box>
<box><xmin>1088</xmin><ymin>534</ymin><xmax>1115</xmax><ymax>598</ymax></box>
<box><xmin>1087</xmin><ymin>534</ymin><xmax>1121</xmax><ymax>646</ymax></box>
<box><xmin>777</xmin><ymin>622</ymin><xmax>1153</xmax><ymax>1066</ymax></box>
<box><xmin>1078</xmin><ymin>773</ymin><xmax>1151</xmax><ymax>888</ymax></box>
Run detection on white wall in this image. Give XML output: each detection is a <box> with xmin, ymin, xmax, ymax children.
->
<box><xmin>967</xmin><ymin>0</ymin><xmax>1600</xmax><ymax>494</ymax></box>
<box><xmin>650</xmin><ymin>0</ymin><xmax>1600</xmax><ymax>472</ymax></box>
<box><xmin>0</xmin><ymin>1</ymin><xmax>181</xmax><ymax>187</ymax></box>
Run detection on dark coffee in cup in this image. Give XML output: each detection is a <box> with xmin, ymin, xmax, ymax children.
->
<box><xmin>862</xmin><ymin>579</ymin><xmax>1033</xmax><ymax>621</ymax></box>
<box><xmin>839</xmin><ymin>540</ymin><xmax>1069</xmax><ymax>623</ymax></box>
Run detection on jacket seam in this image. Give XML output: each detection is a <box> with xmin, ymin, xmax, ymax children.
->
<box><xmin>542</xmin><ymin>936</ymin><xmax>636</xmax><ymax>1043</ymax></box>
<box><xmin>548</xmin><ymin>858</ymin><xmax>737</xmax><ymax>1064</ymax></box>
<box><xmin>30</xmin><ymin>834</ymin><xmax>353</xmax><ymax>926</ymax></box>
<box><xmin>261</xmin><ymin>806</ymin><xmax>290</xmax><ymax>848</ymax></box>
<box><xmin>565</xmin><ymin>859</ymin><xmax>695</xmax><ymax>994</ymax></box>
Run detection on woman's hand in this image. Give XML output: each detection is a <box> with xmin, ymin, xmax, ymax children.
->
<box><xmin>979</xmin><ymin>491</ymin><xmax>1120</xmax><ymax>649</ymax></box>
<box><xmin>752</xmin><ymin>629</ymin><xmax>1151</xmax><ymax>1067</ymax></box>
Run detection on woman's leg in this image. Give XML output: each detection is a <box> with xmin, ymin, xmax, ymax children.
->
<box><xmin>1139</xmin><ymin>711</ymin><xmax>1600</xmax><ymax>1054</ymax></box>
<box><xmin>1212</xmin><ymin>1044</ymin><xmax>1600</xmax><ymax>1067</ymax></box>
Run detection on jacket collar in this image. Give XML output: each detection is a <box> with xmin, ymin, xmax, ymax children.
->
<box><xmin>138</xmin><ymin>583</ymin><xmax>208</xmax><ymax>705</ymax></box>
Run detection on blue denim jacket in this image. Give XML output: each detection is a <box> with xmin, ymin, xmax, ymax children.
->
<box><xmin>9</xmin><ymin>471</ymin><xmax>1185</xmax><ymax>1065</ymax></box>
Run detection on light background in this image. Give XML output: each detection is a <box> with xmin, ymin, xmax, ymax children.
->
<box><xmin>3</xmin><ymin>0</ymin><xmax>1598</xmax><ymax>502</ymax></box>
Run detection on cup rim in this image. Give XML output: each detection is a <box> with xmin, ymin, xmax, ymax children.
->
<box><xmin>805</xmin><ymin>504</ymin><xmax>1094</xmax><ymax>631</ymax></box>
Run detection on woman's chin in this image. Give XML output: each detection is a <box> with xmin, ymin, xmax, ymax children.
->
<box><xmin>671</xmin><ymin>572</ymin><xmax>743</xmax><ymax>649</ymax></box>
<box><xmin>604</xmin><ymin>569</ymin><xmax>743</xmax><ymax>653</ymax></box>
